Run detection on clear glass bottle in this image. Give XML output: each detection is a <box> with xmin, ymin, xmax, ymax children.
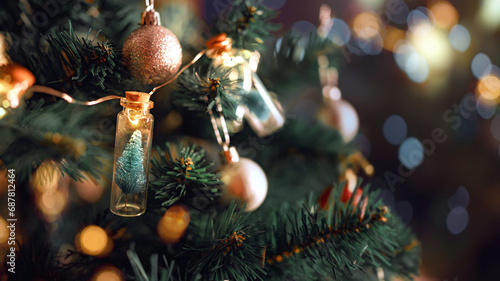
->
<box><xmin>212</xmin><ymin>49</ymin><xmax>285</xmax><ymax>137</ymax></box>
<box><xmin>110</xmin><ymin>91</ymin><xmax>154</xmax><ymax>217</ymax></box>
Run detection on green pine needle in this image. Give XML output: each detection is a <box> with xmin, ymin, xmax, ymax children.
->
<box><xmin>173</xmin><ymin>66</ymin><xmax>242</xmax><ymax>121</ymax></box>
<box><xmin>211</xmin><ymin>0</ymin><xmax>280</xmax><ymax>51</ymax></box>
<box><xmin>150</xmin><ymin>142</ymin><xmax>221</xmax><ymax>209</ymax></box>
<box><xmin>181</xmin><ymin>202</ymin><xmax>266</xmax><ymax>281</ymax></box>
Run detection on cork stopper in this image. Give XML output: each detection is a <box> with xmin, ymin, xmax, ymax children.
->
<box><xmin>126</xmin><ymin>91</ymin><xmax>151</xmax><ymax>103</ymax></box>
<box><xmin>122</xmin><ymin>91</ymin><xmax>154</xmax><ymax>110</ymax></box>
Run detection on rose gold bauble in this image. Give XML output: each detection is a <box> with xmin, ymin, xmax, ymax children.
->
<box><xmin>318</xmin><ymin>98</ymin><xmax>359</xmax><ymax>143</ymax></box>
<box><xmin>122</xmin><ymin>11</ymin><xmax>182</xmax><ymax>85</ymax></box>
<box><xmin>220</xmin><ymin>157</ymin><xmax>268</xmax><ymax>212</ymax></box>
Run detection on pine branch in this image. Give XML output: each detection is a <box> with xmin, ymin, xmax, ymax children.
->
<box><xmin>211</xmin><ymin>0</ymin><xmax>280</xmax><ymax>51</ymax></box>
<box><xmin>181</xmin><ymin>202</ymin><xmax>266</xmax><ymax>281</ymax></box>
<box><xmin>173</xmin><ymin>66</ymin><xmax>242</xmax><ymax>121</ymax></box>
<box><xmin>150</xmin><ymin>142</ymin><xmax>221</xmax><ymax>210</ymax></box>
<box><xmin>0</xmin><ymin>100</ymin><xmax>112</xmax><ymax>182</ymax></box>
<box><xmin>264</xmin><ymin>185</ymin><xmax>416</xmax><ymax>280</ymax></box>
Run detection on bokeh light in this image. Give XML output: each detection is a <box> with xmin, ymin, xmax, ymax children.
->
<box><xmin>357</xmin><ymin>0</ymin><xmax>386</xmax><ymax>10</ymax></box>
<box><xmin>448</xmin><ymin>186</ymin><xmax>469</xmax><ymax>209</ymax></box>
<box><xmin>490</xmin><ymin>114</ymin><xmax>500</xmax><ymax>141</ymax></box>
<box><xmin>399</xmin><ymin>137</ymin><xmax>424</xmax><ymax>169</ymax></box>
<box><xmin>383</xmin><ymin>25</ymin><xmax>405</xmax><ymax>52</ymax></box>
<box><xmin>430</xmin><ymin>1</ymin><xmax>459</xmax><ymax>30</ymax></box>
<box><xmin>352</xmin><ymin>11</ymin><xmax>383</xmax><ymax>40</ymax></box>
<box><xmin>32</xmin><ymin>161</ymin><xmax>61</xmax><ymax>193</ymax></box>
<box><xmin>291</xmin><ymin>20</ymin><xmax>316</xmax><ymax>37</ymax></box>
<box><xmin>92</xmin><ymin>265</ymin><xmax>123</xmax><ymax>281</ymax></box>
<box><xmin>476</xmin><ymin>74</ymin><xmax>500</xmax><ymax>101</ymax></box>
<box><xmin>74</xmin><ymin>176</ymin><xmax>104</xmax><ymax>204</ymax></box>
<box><xmin>471</xmin><ymin>53</ymin><xmax>492</xmax><ymax>79</ymax></box>
<box><xmin>383</xmin><ymin>114</ymin><xmax>408</xmax><ymax>145</ymax></box>
<box><xmin>0</xmin><ymin>216</ymin><xmax>8</xmax><ymax>245</ymax></box>
<box><xmin>78</xmin><ymin>225</ymin><xmax>111</xmax><ymax>257</ymax></box>
<box><xmin>476</xmin><ymin>95</ymin><xmax>496</xmax><ymax>119</ymax></box>
<box><xmin>405</xmin><ymin>53</ymin><xmax>429</xmax><ymax>83</ymax></box>
<box><xmin>479</xmin><ymin>0</ymin><xmax>500</xmax><ymax>30</ymax></box>
<box><xmin>448</xmin><ymin>24</ymin><xmax>471</xmax><ymax>52</ymax></box>
<box><xmin>263</xmin><ymin>0</ymin><xmax>286</xmax><ymax>10</ymax></box>
<box><xmin>157</xmin><ymin>205</ymin><xmax>191</xmax><ymax>244</ymax></box>
<box><xmin>446</xmin><ymin>206</ymin><xmax>468</xmax><ymax>235</ymax></box>
<box><xmin>409</xmin><ymin>22</ymin><xmax>452</xmax><ymax>71</ymax></box>
<box><xmin>407</xmin><ymin>9</ymin><xmax>432</xmax><ymax>33</ymax></box>
<box><xmin>327</xmin><ymin>18</ymin><xmax>351</xmax><ymax>46</ymax></box>
<box><xmin>37</xmin><ymin>190</ymin><xmax>67</xmax><ymax>217</ymax></box>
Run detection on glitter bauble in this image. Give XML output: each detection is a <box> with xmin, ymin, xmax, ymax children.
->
<box><xmin>318</xmin><ymin>98</ymin><xmax>359</xmax><ymax>143</ymax></box>
<box><xmin>220</xmin><ymin>158</ymin><xmax>268</xmax><ymax>212</ymax></box>
<box><xmin>123</xmin><ymin>25</ymin><xmax>182</xmax><ymax>85</ymax></box>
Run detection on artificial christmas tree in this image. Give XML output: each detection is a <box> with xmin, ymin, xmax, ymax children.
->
<box><xmin>0</xmin><ymin>0</ymin><xmax>420</xmax><ymax>280</ymax></box>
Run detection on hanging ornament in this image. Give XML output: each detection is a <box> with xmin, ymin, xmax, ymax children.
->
<box><xmin>0</xmin><ymin>63</ymin><xmax>35</xmax><ymax>112</ymax></box>
<box><xmin>208</xmin><ymin>95</ymin><xmax>268</xmax><ymax>211</ymax></box>
<box><xmin>219</xmin><ymin>146</ymin><xmax>268</xmax><ymax>212</ymax></box>
<box><xmin>110</xmin><ymin>91</ymin><xmax>154</xmax><ymax>217</ymax></box>
<box><xmin>122</xmin><ymin>1</ymin><xmax>183</xmax><ymax>85</ymax></box>
<box><xmin>207</xmin><ymin>34</ymin><xmax>285</xmax><ymax>137</ymax></box>
<box><xmin>317</xmin><ymin>57</ymin><xmax>359</xmax><ymax>143</ymax></box>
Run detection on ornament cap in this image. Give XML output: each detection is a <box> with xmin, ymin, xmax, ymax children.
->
<box><xmin>141</xmin><ymin>10</ymin><xmax>160</xmax><ymax>25</ymax></box>
<box><xmin>220</xmin><ymin>146</ymin><xmax>240</xmax><ymax>164</ymax></box>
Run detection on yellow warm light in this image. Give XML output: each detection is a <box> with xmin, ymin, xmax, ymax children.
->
<box><xmin>0</xmin><ymin>217</ymin><xmax>8</xmax><ymax>245</ymax></box>
<box><xmin>79</xmin><ymin>225</ymin><xmax>109</xmax><ymax>256</ymax></box>
<box><xmin>32</xmin><ymin>161</ymin><xmax>61</xmax><ymax>193</ymax></box>
<box><xmin>0</xmin><ymin>107</ymin><xmax>6</xmax><ymax>119</ymax></box>
<box><xmin>383</xmin><ymin>25</ymin><xmax>405</xmax><ymax>52</ymax></box>
<box><xmin>430</xmin><ymin>1</ymin><xmax>459</xmax><ymax>30</ymax></box>
<box><xmin>157</xmin><ymin>205</ymin><xmax>190</xmax><ymax>244</ymax></box>
<box><xmin>37</xmin><ymin>190</ymin><xmax>67</xmax><ymax>218</ymax></box>
<box><xmin>476</xmin><ymin>74</ymin><xmax>500</xmax><ymax>101</ymax></box>
<box><xmin>479</xmin><ymin>0</ymin><xmax>500</xmax><ymax>30</ymax></box>
<box><xmin>92</xmin><ymin>266</ymin><xmax>123</xmax><ymax>281</ymax></box>
<box><xmin>409</xmin><ymin>23</ymin><xmax>452</xmax><ymax>70</ymax></box>
<box><xmin>344</xmin><ymin>169</ymin><xmax>358</xmax><ymax>193</ymax></box>
<box><xmin>352</xmin><ymin>12</ymin><xmax>382</xmax><ymax>40</ymax></box>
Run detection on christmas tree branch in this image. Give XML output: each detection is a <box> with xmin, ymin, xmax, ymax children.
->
<box><xmin>150</xmin><ymin>142</ymin><xmax>221</xmax><ymax>209</ymax></box>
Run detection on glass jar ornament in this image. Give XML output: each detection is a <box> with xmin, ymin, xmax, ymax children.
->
<box><xmin>110</xmin><ymin>91</ymin><xmax>154</xmax><ymax>217</ymax></box>
<box><xmin>211</xmin><ymin>49</ymin><xmax>285</xmax><ymax>137</ymax></box>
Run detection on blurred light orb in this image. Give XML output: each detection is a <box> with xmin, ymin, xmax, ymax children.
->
<box><xmin>490</xmin><ymin>114</ymin><xmax>500</xmax><ymax>141</ymax></box>
<box><xmin>0</xmin><ymin>217</ymin><xmax>7</xmax><ymax>245</ymax></box>
<box><xmin>394</xmin><ymin>40</ymin><xmax>416</xmax><ymax>69</ymax></box>
<box><xmin>92</xmin><ymin>266</ymin><xmax>123</xmax><ymax>281</ymax></box>
<box><xmin>476</xmin><ymin>74</ymin><xmax>500</xmax><ymax>101</ymax></box>
<box><xmin>398</xmin><ymin>137</ymin><xmax>424</xmax><ymax>169</ymax></box>
<box><xmin>448</xmin><ymin>186</ymin><xmax>469</xmax><ymax>209</ymax></box>
<box><xmin>291</xmin><ymin>20</ymin><xmax>316</xmax><ymax>37</ymax></box>
<box><xmin>79</xmin><ymin>225</ymin><xmax>110</xmax><ymax>256</ymax></box>
<box><xmin>383</xmin><ymin>114</ymin><xmax>408</xmax><ymax>145</ymax></box>
<box><xmin>328</xmin><ymin>18</ymin><xmax>351</xmax><ymax>46</ymax></box>
<box><xmin>471</xmin><ymin>53</ymin><xmax>492</xmax><ymax>79</ymax></box>
<box><xmin>157</xmin><ymin>205</ymin><xmax>190</xmax><ymax>244</ymax></box>
<box><xmin>75</xmin><ymin>176</ymin><xmax>104</xmax><ymax>204</ymax></box>
<box><xmin>479</xmin><ymin>0</ymin><xmax>500</xmax><ymax>30</ymax></box>
<box><xmin>383</xmin><ymin>25</ymin><xmax>405</xmax><ymax>52</ymax></box>
<box><xmin>353</xmin><ymin>12</ymin><xmax>383</xmax><ymax>40</ymax></box>
<box><xmin>407</xmin><ymin>9</ymin><xmax>432</xmax><ymax>34</ymax></box>
<box><xmin>476</xmin><ymin>95</ymin><xmax>496</xmax><ymax>119</ymax></box>
<box><xmin>405</xmin><ymin>53</ymin><xmax>429</xmax><ymax>83</ymax></box>
<box><xmin>448</xmin><ymin>24</ymin><xmax>471</xmax><ymax>52</ymax></box>
<box><xmin>446</xmin><ymin>206</ymin><xmax>468</xmax><ymax>235</ymax></box>
<box><xmin>430</xmin><ymin>1</ymin><xmax>459</xmax><ymax>30</ymax></box>
<box><xmin>409</xmin><ymin>23</ymin><xmax>452</xmax><ymax>70</ymax></box>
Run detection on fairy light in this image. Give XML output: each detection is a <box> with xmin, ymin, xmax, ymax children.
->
<box><xmin>430</xmin><ymin>1</ymin><xmax>459</xmax><ymax>30</ymax></box>
<box><xmin>476</xmin><ymin>74</ymin><xmax>500</xmax><ymax>101</ymax></box>
<box><xmin>157</xmin><ymin>205</ymin><xmax>190</xmax><ymax>244</ymax></box>
<box><xmin>78</xmin><ymin>225</ymin><xmax>112</xmax><ymax>256</ymax></box>
<box><xmin>352</xmin><ymin>11</ymin><xmax>383</xmax><ymax>40</ymax></box>
<box><xmin>0</xmin><ymin>217</ymin><xmax>8</xmax><ymax>245</ymax></box>
<box><xmin>92</xmin><ymin>265</ymin><xmax>123</xmax><ymax>281</ymax></box>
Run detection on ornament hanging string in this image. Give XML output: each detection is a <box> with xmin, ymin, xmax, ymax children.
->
<box><xmin>28</xmin><ymin>33</ymin><xmax>231</xmax><ymax>106</ymax></box>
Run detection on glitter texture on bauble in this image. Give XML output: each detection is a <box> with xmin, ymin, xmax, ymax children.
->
<box><xmin>123</xmin><ymin>10</ymin><xmax>183</xmax><ymax>85</ymax></box>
